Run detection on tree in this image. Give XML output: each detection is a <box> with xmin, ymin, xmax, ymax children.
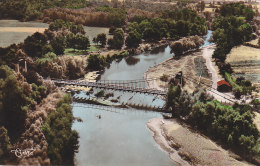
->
<box><xmin>0</xmin><ymin>126</ymin><xmax>11</xmax><ymax>163</ymax></box>
<box><xmin>143</xmin><ymin>28</ymin><xmax>161</xmax><ymax>41</ymax></box>
<box><xmin>108</xmin><ymin>28</ymin><xmax>124</xmax><ymax>49</ymax></box>
<box><xmin>126</xmin><ymin>30</ymin><xmax>141</xmax><ymax>48</ymax></box>
<box><xmin>170</xmin><ymin>41</ymin><xmax>183</xmax><ymax>56</ymax></box>
<box><xmin>24</xmin><ymin>32</ymin><xmax>51</xmax><ymax>57</ymax></box>
<box><xmin>49</xmin><ymin>19</ymin><xmax>85</xmax><ymax>34</ymax></box>
<box><xmin>239</xmin><ymin>135</ymin><xmax>256</xmax><ymax>155</ymax></box>
<box><xmin>165</xmin><ymin>85</ymin><xmax>181</xmax><ymax>117</ymax></box>
<box><xmin>50</xmin><ymin>35</ymin><xmax>66</xmax><ymax>55</ymax></box>
<box><xmin>76</xmin><ymin>34</ymin><xmax>90</xmax><ymax>50</ymax></box>
<box><xmin>67</xmin><ymin>33</ymin><xmax>90</xmax><ymax>50</ymax></box>
<box><xmin>0</xmin><ymin>66</ymin><xmax>32</xmax><ymax>139</ymax></box>
<box><xmin>107</xmin><ymin>9</ymin><xmax>126</xmax><ymax>27</ymax></box>
<box><xmin>92</xmin><ymin>37</ymin><xmax>97</xmax><ymax>45</ymax></box>
<box><xmin>197</xmin><ymin>1</ymin><xmax>205</xmax><ymax>12</ymax></box>
<box><xmin>42</xmin><ymin>94</ymin><xmax>79</xmax><ymax>165</ymax></box>
<box><xmin>87</xmin><ymin>54</ymin><xmax>106</xmax><ymax>70</ymax></box>
<box><xmin>96</xmin><ymin>33</ymin><xmax>107</xmax><ymax>47</ymax></box>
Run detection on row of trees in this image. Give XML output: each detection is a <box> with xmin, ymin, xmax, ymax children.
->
<box><xmin>212</xmin><ymin>3</ymin><xmax>255</xmax><ymax>97</ymax></box>
<box><xmin>170</xmin><ymin>36</ymin><xmax>204</xmax><ymax>56</ymax></box>
<box><xmin>212</xmin><ymin>16</ymin><xmax>254</xmax><ymax>62</ymax></box>
<box><xmin>36</xmin><ymin>54</ymin><xmax>88</xmax><ymax>79</ymax></box>
<box><xmin>218</xmin><ymin>3</ymin><xmax>254</xmax><ymax>21</ymax></box>
<box><xmin>0</xmin><ymin>0</ymin><xmax>89</xmax><ymax>21</ymax></box>
<box><xmin>166</xmin><ymin>85</ymin><xmax>260</xmax><ymax>159</ymax></box>
<box><xmin>43</xmin><ymin>6</ymin><xmax>126</xmax><ymax>27</ymax></box>
<box><xmin>93</xmin><ymin>33</ymin><xmax>107</xmax><ymax>47</ymax></box>
<box><xmin>126</xmin><ymin>9</ymin><xmax>207</xmax><ymax>46</ymax></box>
<box><xmin>212</xmin><ymin>3</ymin><xmax>255</xmax><ymax>63</ymax></box>
<box><xmin>24</xmin><ymin>20</ymin><xmax>90</xmax><ymax>57</ymax></box>
<box><xmin>42</xmin><ymin>94</ymin><xmax>79</xmax><ymax>165</ymax></box>
<box><xmin>0</xmin><ymin>63</ymin><xmax>53</xmax><ymax>154</ymax></box>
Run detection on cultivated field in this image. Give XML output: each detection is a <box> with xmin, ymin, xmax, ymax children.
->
<box><xmin>0</xmin><ymin>20</ymin><xmax>111</xmax><ymax>47</ymax></box>
<box><xmin>0</xmin><ymin>20</ymin><xmax>48</xmax><ymax>47</ymax></box>
<box><xmin>226</xmin><ymin>43</ymin><xmax>260</xmax><ymax>97</ymax></box>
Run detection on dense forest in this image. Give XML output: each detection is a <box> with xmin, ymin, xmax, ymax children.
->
<box><xmin>0</xmin><ymin>0</ymin><xmax>89</xmax><ymax>21</ymax></box>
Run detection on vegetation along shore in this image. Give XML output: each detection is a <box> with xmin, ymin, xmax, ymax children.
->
<box><xmin>0</xmin><ymin>0</ymin><xmax>260</xmax><ymax>165</ymax></box>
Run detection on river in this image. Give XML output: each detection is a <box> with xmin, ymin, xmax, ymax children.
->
<box><xmin>0</xmin><ymin>19</ymin><xmax>211</xmax><ymax>165</ymax></box>
<box><xmin>72</xmin><ymin>31</ymin><xmax>212</xmax><ymax>166</ymax></box>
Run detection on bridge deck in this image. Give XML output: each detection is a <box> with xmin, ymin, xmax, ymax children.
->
<box><xmin>53</xmin><ymin>80</ymin><xmax>167</xmax><ymax>96</ymax></box>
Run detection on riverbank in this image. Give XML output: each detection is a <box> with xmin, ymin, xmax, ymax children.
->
<box><xmin>145</xmin><ymin>47</ymin><xmax>212</xmax><ymax>94</ymax></box>
<box><xmin>14</xmin><ymin>89</ymin><xmax>65</xmax><ymax>165</ymax></box>
<box><xmin>144</xmin><ymin>45</ymin><xmax>256</xmax><ymax>165</ymax></box>
<box><xmin>147</xmin><ymin>118</ymin><xmax>252</xmax><ymax>166</ymax></box>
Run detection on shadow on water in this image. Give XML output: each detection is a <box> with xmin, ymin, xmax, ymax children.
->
<box><xmin>125</xmin><ymin>56</ymin><xmax>140</xmax><ymax>66</ymax></box>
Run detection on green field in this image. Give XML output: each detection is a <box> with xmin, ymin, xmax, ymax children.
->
<box><xmin>64</xmin><ymin>45</ymin><xmax>101</xmax><ymax>56</ymax></box>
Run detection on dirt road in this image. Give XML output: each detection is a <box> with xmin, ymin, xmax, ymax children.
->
<box><xmin>201</xmin><ymin>44</ymin><xmax>237</xmax><ymax>103</ymax></box>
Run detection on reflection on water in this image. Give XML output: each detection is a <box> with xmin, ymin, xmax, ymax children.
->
<box><xmin>125</xmin><ymin>56</ymin><xmax>140</xmax><ymax>66</ymax></box>
<box><xmin>100</xmin><ymin>46</ymin><xmax>172</xmax><ymax>81</ymax></box>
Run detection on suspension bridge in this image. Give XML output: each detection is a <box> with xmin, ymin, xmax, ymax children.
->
<box><xmin>52</xmin><ymin>77</ymin><xmax>169</xmax><ymax>96</ymax></box>
<box><xmin>52</xmin><ymin>72</ymin><xmax>238</xmax><ymax>104</ymax></box>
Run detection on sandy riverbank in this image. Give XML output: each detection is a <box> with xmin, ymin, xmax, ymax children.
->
<box><xmin>147</xmin><ymin>118</ymin><xmax>253</xmax><ymax>166</ymax></box>
<box><xmin>144</xmin><ymin>46</ymin><xmax>255</xmax><ymax>165</ymax></box>
<box><xmin>145</xmin><ymin>48</ymin><xmax>212</xmax><ymax>94</ymax></box>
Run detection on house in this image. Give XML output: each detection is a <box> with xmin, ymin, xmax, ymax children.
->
<box><xmin>217</xmin><ymin>80</ymin><xmax>232</xmax><ymax>92</ymax></box>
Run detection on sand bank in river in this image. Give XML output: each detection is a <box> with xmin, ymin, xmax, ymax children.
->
<box><xmin>147</xmin><ymin>118</ymin><xmax>253</xmax><ymax>166</ymax></box>
<box><xmin>145</xmin><ymin>49</ymin><xmax>212</xmax><ymax>94</ymax></box>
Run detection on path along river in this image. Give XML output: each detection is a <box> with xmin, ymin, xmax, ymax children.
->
<box><xmin>72</xmin><ymin>31</ymin><xmax>212</xmax><ymax>166</ymax></box>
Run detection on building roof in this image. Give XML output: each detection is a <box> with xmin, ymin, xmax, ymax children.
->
<box><xmin>217</xmin><ymin>80</ymin><xmax>231</xmax><ymax>87</ymax></box>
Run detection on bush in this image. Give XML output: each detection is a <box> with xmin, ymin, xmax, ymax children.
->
<box><xmin>24</xmin><ymin>32</ymin><xmax>52</xmax><ymax>58</ymax></box>
<box><xmin>170</xmin><ymin>36</ymin><xmax>204</xmax><ymax>56</ymax></box>
<box><xmin>126</xmin><ymin>30</ymin><xmax>142</xmax><ymax>48</ymax></box>
<box><xmin>108</xmin><ymin>28</ymin><xmax>124</xmax><ymax>49</ymax></box>
<box><xmin>95</xmin><ymin>90</ymin><xmax>105</xmax><ymax>97</ymax></box>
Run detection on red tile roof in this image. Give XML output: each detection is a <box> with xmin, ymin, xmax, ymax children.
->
<box><xmin>217</xmin><ymin>80</ymin><xmax>231</xmax><ymax>87</ymax></box>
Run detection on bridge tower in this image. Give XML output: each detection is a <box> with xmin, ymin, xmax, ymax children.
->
<box><xmin>169</xmin><ymin>71</ymin><xmax>183</xmax><ymax>87</ymax></box>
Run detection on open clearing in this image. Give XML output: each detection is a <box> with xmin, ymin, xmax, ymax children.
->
<box><xmin>226</xmin><ymin>44</ymin><xmax>260</xmax><ymax>98</ymax></box>
<box><xmin>146</xmin><ymin>50</ymin><xmax>212</xmax><ymax>94</ymax></box>
<box><xmin>0</xmin><ymin>20</ymin><xmax>48</xmax><ymax>47</ymax></box>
